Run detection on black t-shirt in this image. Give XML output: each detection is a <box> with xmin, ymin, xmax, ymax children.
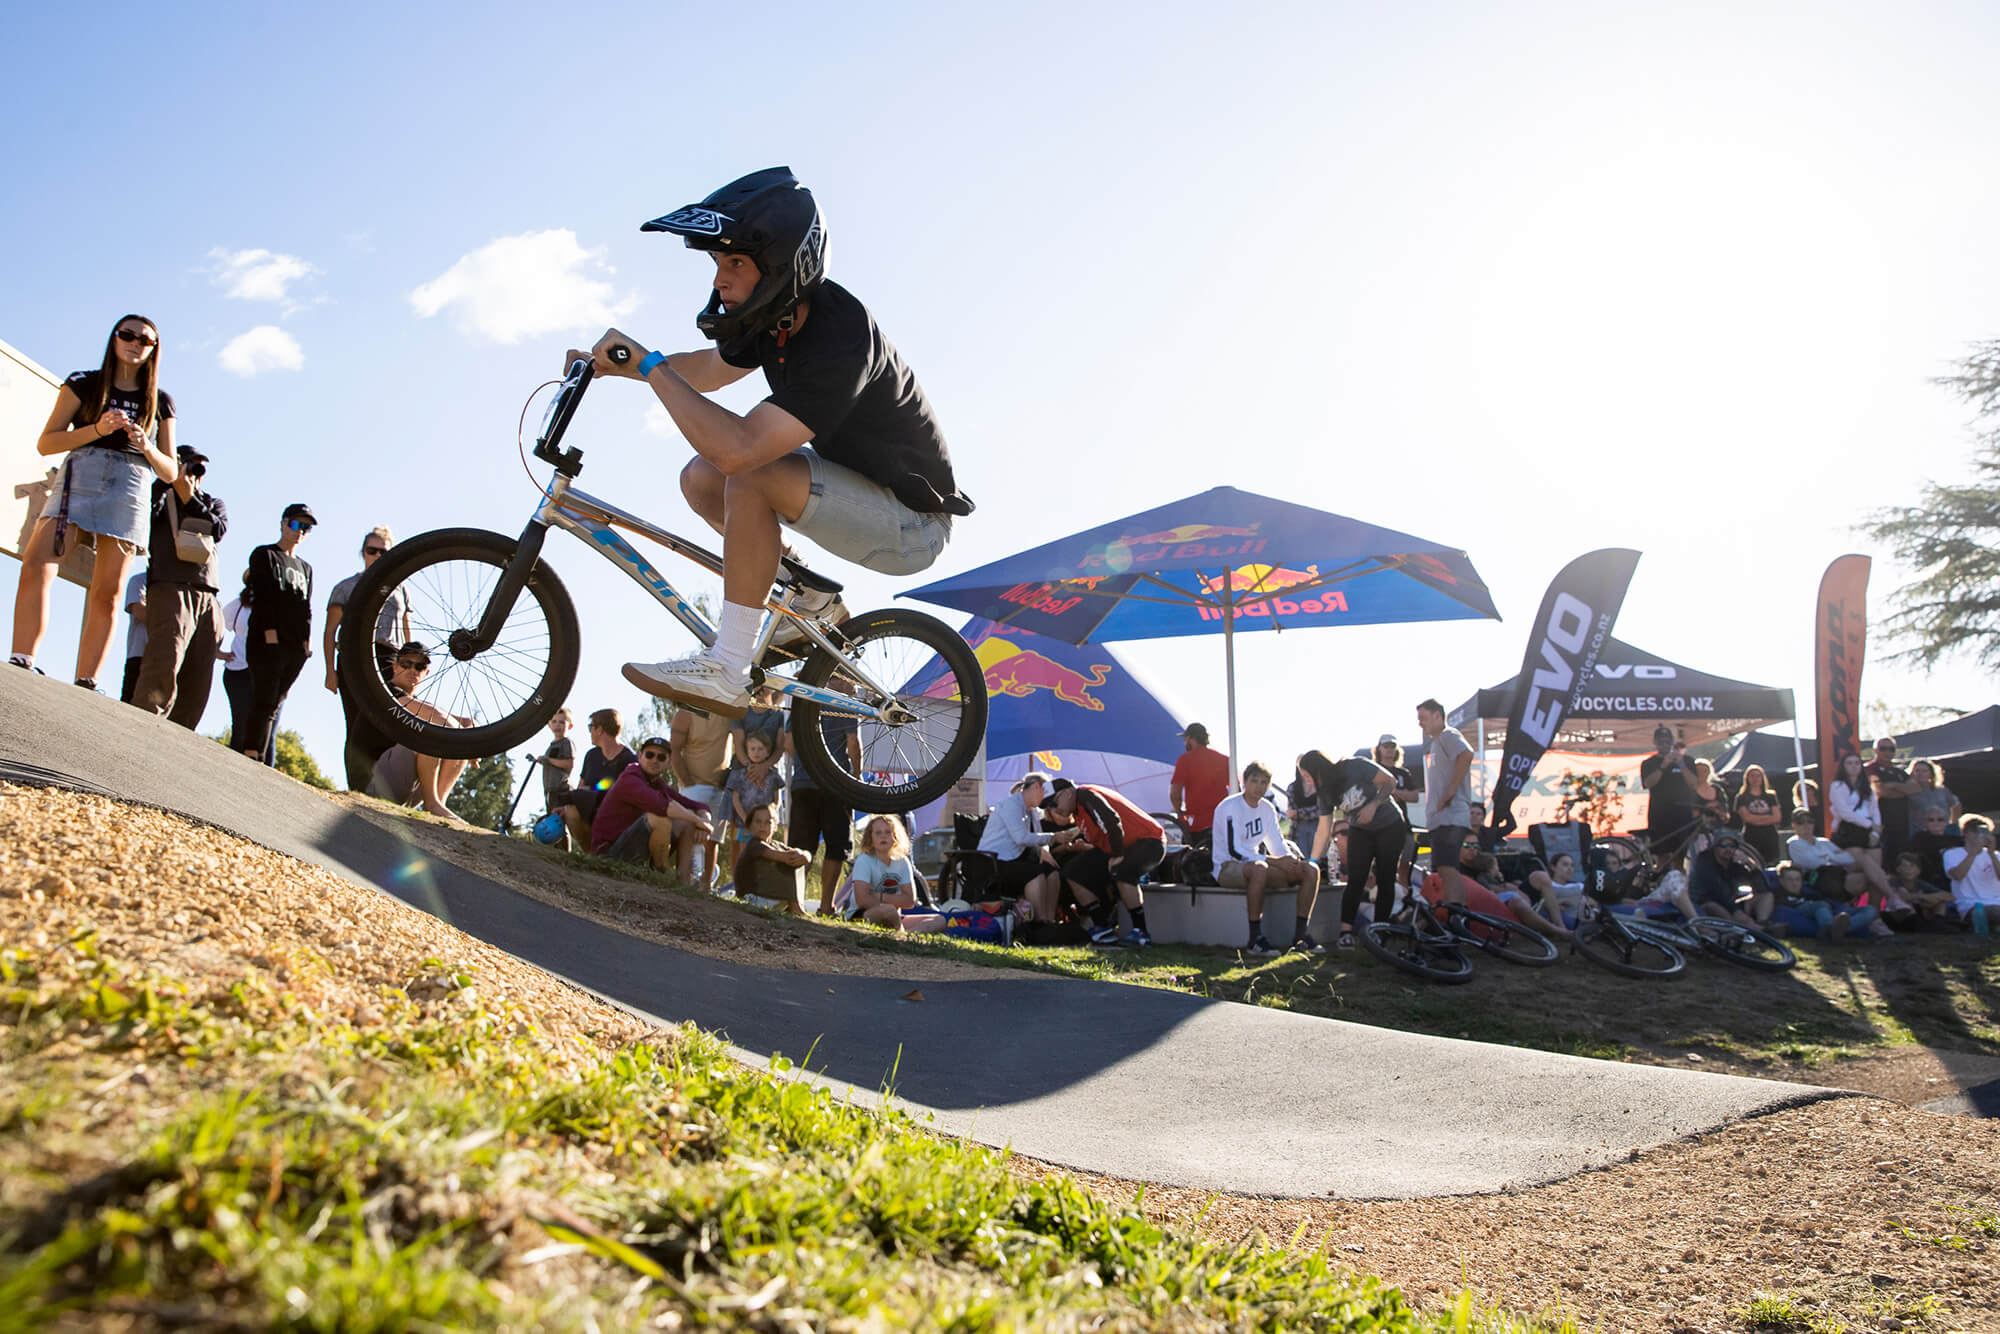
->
<box><xmin>542</xmin><ymin>735</ymin><xmax>575</xmax><ymax>799</ymax></box>
<box><xmin>577</xmin><ymin>744</ymin><xmax>636</xmax><ymax>796</ymax></box>
<box><xmin>246</xmin><ymin>543</ymin><xmax>313</xmax><ymax>647</ymax></box>
<box><xmin>1317</xmin><ymin>757</ymin><xmax>1402</xmax><ymax>830</ymax></box>
<box><xmin>1866</xmin><ymin>760</ymin><xmax>1910</xmax><ymax>836</ymax></box>
<box><xmin>720</xmin><ymin>281</ymin><xmax>971</xmax><ymax>517</ymax></box>
<box><xmin>146</xmin><ymin>481</ymin><xmax>228</xmax><ymax>588</ymax></box>
<box><xmin>65</xmin><ymin>370</ymin><xmax>175</xmax><ymax>454</ymax></box>
<box><xmin>1641</xmin><ymin>753</ymin><xmax>1696</xmax><ymax>833</ymax></box>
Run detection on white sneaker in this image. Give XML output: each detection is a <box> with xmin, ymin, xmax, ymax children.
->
<box><xmin>769</xmin><ymin>591</ymin><xmax>849</xmax><ymax>654</ymax></box>
<box><xmin>622</xmin><ymin>652</ymin><xmax>751</xmax><ymax>718</ymax></box>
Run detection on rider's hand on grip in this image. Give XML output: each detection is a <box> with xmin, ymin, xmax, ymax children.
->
<box><xmin>590</xmin><ymin>329</ymin><xmax>640</xmax><ymax>376</ymax></box>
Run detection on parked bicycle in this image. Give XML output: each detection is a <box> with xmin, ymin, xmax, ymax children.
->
<box><xmin>337</xmin><ymin>356</ymin><xmax>989</xmax><ymax>813</ymax></box>
<box><xmin>1588</xmin><ymin>820</ymin><xmax>1795</xmax><ymax>971</ymax></box>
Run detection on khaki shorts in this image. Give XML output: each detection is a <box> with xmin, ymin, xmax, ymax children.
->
<box><xmin>1218</xmin><ymin>858</ymin><xmax>1306</xmax><ymax>889</ymax></box>
<box><xmin>789</xmin><ymin>447</ymin><xmax>951</xmax><ymax>576</ymax></box>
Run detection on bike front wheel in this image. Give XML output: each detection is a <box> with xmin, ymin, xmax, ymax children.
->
<box><xmin>1359</xmin><ymin>921</ymin><xmax>1476</xmax><ymax>984</ymax></box>
<box><xmin>790</xmin><ymin>608</ymin><xmax>989</xmax><ymax>813</ymax></box>
<box><xmin>1445</xmin><ymin>906</ymin><xmax>1560</xmax><ymax>966</ymax></box>
<box><xmin>1572</xmin><ymin>917</ymin><xmax>1687</xmax><ymax>980</ymax></box>
<box><xmin>337</xmin><ymin>527</ymin><xmax>580</xmax><ymax>762</ymax></box>
<box><xmin>1688</xmin><ymin>917</ymin><xmax>1797</xmax><ymax>971</ymax></box>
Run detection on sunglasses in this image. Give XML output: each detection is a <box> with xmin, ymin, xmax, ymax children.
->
<box><xmin>395</xmin><ymin>658</ymin><xmax>430</xmax><ymax>672</ymax></box>
<box><xmin>640</xmin><ymin>750</ymin><xmax>670</xmax><ymax>762</ymax></box>
<box><xmin>287</xmin><ymin>519</ymin><xmax>314</xmax><ymax>532</ymax></box>
<box><xmin>362</xmin><ymin>545</ymin><xmax>388</xmax><ymax>556</ymax></box>
<box><xmin>114</xmin><ymin>328</ymin><xmax>158</xmax><ymax>347</ymax></box>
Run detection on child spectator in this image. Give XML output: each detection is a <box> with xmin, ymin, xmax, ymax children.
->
<box><xmin>218</xmin><ymin>572</ymin><xmax>266</xmax><ymax>763</ymax></box>
<box><xmin>733</xmin><ymin>804</ymin><xmax>811</xmax><ymax>911</ymax></box>
<box><xmin>725</xmin><ymin>734</ymin><xmax>785</xmax><ymax>840</ymax></box>
<box><xmin>12</xmin><ymin>315</ymin><xmax>179</xmax><ymax>690</ymax></box>
<box><xmin>1887</xmin><ymin>852</ymin><xmax>1955</xmax><ymax>929</ymax></box>
<box><xmin>552</xmin><ymin>708</ymin><xmax>637</xmax><ymax>848</ymax></box>
<box><xmin>844</xmin><ymin>815</ymin><xmax>944</xmax><ymax>933</ymax></box>
<box><xmin>120</xmin><ymin>571</ymin><xmax>148</xmax><ymax>702</ymax></box>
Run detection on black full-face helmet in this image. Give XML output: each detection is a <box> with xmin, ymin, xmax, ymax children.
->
<box><xmin>642</xmin><ymin>167</ymin><xmax>827</xmax><ymax>353</ymax></box>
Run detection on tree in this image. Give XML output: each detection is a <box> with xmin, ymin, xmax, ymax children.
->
<box><xmin>447</xmin><ymin>754</ymin><xmax>521</xmax><ymax>831</ymax></box>
<box><xmin>1861</xmin><ymin>340</ymin><xmax>2000</xmax><ymax>671</ymax></box>
<box><xmin>213</xmin><ymin>727</ymin><xmax>335</xmax><ymax>790</ymax></box>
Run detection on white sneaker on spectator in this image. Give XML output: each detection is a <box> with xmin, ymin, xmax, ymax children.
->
<box><xmin>622</xmin><ymin>652</ymin><xmax>751</xmax><ymax>718</ymax></box>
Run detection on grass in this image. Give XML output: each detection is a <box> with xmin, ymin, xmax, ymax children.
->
<box><xmin>0</xmin><ymin>930</ymin><xmax>1555</xmax><ymax>1332</ymax></box>
<box><xmin>1737</xmin><ymin>1284</ymin><xmax>1954</xmax><ymax>1333</ymax></box>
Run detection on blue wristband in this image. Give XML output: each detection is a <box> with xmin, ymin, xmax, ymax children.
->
<box><xmin>636</xmin><ymin>350</ymin><xmax>666</xmax><ymax>377</ymax></box>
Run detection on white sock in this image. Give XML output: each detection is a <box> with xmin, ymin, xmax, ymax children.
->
<box><xmin>7</xmin><ymin>654</ymin><xmax>29</xmax><ymax>669</ymax></box>
<box><xmin>711</xmin><ymin>601</ymin><xmax>763</xmax><ymax>678</ymax></box>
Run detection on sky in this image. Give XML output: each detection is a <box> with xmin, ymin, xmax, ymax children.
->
<box><xmin>4</xmin><ymin>0</ymin><xmax>1997</xmax><ymax>797</ymax></box>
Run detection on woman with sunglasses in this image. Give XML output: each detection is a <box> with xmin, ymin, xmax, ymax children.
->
<box><xmin>11</xmin><ymin>315</ymin><xmax>180</xmax><ymax>688</ymax></box>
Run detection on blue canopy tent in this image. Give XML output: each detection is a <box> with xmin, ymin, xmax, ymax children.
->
<box><xmin>905</xmin><ymin>486</ymin><xmax>1500</xmax><ymax>771</ymax></box>
<box><xmin>901</xmin><ymin>617</ymin><xmax>1188</xmax><ymax>831</ymax></box>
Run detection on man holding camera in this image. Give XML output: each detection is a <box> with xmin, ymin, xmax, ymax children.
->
<box><xmin>133</xmin><ymin>445</ymin><xmax>228</xmax><ymax>728</ymax></box>
<box><xmin>1639</xmin><ymin>724</ymin><xmax>1698</xmax><ymax>857</ymax></box>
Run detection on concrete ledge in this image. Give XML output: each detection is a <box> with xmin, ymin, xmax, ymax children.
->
<box><xmin>1130</xmin><ymin>882</ymin><xmax>1341</xmax><ymax>946</ymax></box>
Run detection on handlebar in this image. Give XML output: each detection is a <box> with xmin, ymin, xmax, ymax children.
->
<box><xmin>532</xmin><ymin>357</ymin><xmax>594</xmax><ymax>477</ymax></box>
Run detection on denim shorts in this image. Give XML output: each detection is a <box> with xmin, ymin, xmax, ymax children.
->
<box><xmin>681</xmin><ymin>784</ymin><xmax>724</xmax><ymax>821</ymax></box>
<box><xmin>42</xmin><ymin>446</ymin><xmax>151</xmax><ymax>548</ymax></box>
<box><xmin>789</xmin><ymin>448</ymin><xmax>951</xmax><ymax>576</ymax></box>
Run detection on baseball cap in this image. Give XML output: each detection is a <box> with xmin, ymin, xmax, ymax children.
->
<box><xmin>282</xmin><ymin>502</ymin><xmax>317</xmax><ymax>524</ymax></box>
<box><xmin>1377</xmin><ymin>733</ymin><xmax>1398</xmax><ymax>746</ymax></box>
<box><xmin>1180</xmin><ymin>722</ymin><xmax>1209</xmax><ymax>744</ymax></box>
<box><xmin>1653</xmin><ymin>725</ymin><xmax>1675</xmax><ymax>743</ymax></box>
<box><xmin>394</xmin><ymin>641</ymin><xmax>430</xmax><ymax>666</ymax></box>
<box><xmin>638</xmin><ymin>735</ymin><xmax>670</xmax><ymax>752</ymax></box>
<box><xmin>175</xmin><ymin>445</ymin><xmax>209</xmax><ymax>467</ymax></box>
<box><xmin>1039</xmin><ymin>776</ymin><xmax>1075</xmax><ymax>809</ymax></box>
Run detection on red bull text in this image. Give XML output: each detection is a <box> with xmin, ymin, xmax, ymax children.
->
<box><xmin>1196</xmin><ymin>591</ymin><xmax>1348</xmax><ymax>620</ymax></box>
<box><xmin>1080</xmin><ymin>520</ymin><xmax>1267</xmax><ymax>570</ymax></box>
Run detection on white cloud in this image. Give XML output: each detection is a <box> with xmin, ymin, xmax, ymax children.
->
<box><xmin>209</xmin><ymin>247</ymin><xmax>319</xmax><ymax>303</ymax></box>
<box><xmin>218</xmin><ymin>326</ymin><xmax>304</xmax><ymax>377</ymax></box>
<box><xmin>409</xmin><ymin>229</ymin><xmax>637</xmax><ymax>345</ymax></box>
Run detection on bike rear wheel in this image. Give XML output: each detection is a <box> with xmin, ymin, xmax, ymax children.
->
<box><xmin>1359</xmin><ymin>921</ymin><xmax>1476</xmax><ymax>984</ymax></box>
<box><xmin>789</xmin><ymin>608</ymin><xmax>988</xmax><ymax>813</ymax></box>
<box><xmin>336</xmin><ymin>527</ymin><xmax>580</xmax><ymax>762</ymax></box>
<box><xmin>1572</xmin><ymin>917</ymin><xmax>1687</xmax><ymax>979</ymax></box>
<box><xmin>1688</xmin><ymin>917</ymin><xmax>1797</xmax><ymax>971</ymax></box>
<box><xmin>1445</xmin><ymin>906</ymin><xmax>1560</xmax><ymax>966</ymax></box>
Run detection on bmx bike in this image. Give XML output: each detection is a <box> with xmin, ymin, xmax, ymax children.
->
<box><xmin>1359</xmin><ymin>861</ymin><xmax>1561</xmax><ymax>984</ymax></box>
<box><xmin>1589</xmin><ymin>819</ymin><xmax>1795</xmax><ymax>972</ymax></box>
<box><xmin>337</xmin><ymin>353</ymin><xmax>988</xmax><ymax>813</ymax></box>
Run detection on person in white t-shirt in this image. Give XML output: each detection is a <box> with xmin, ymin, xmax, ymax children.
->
<box><xmin>1212</xmin><ymin>760</ymin><xmax>1322</xmax><ymax>957</ymax></box>
<box><xmin>844</xmin><ymin>815</ymin><xmax>944</xmax><ymax>933</ymax></box>
<box><xmin>1942</xmin><ymin>816</ymin><xmax>2000</xmax><ymax>934</ymax></box>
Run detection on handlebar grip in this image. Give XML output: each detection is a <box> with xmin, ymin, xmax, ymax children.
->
<box><xmin>606</xmin><ymin>343</ymin><xmax>633</xmax><ymax>365</ymax></box>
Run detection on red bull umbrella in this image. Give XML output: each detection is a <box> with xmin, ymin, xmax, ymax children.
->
<box><xmin>904</xmin><ymin>485</ymin><xmax>1500</xmax><ymax>769</ymax></box>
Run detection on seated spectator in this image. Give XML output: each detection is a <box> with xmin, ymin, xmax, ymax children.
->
<box><xmin>1212</xmin><ymin>760</ymin><xmax>1323</xmax><ymax>956</ymax></box>
<box><xmin>733</xmin><ymin>803</ymin><xmax>811</xmax><ymax>911</ymax></box>
<box><xmin>1943</xmin><ymin>816</ymin><xmax>2000</xmax><ymax>934</ymax></box>
<box><xmin>1907</xmin><ymin>804</ymin><xmax>1962</xmax><ymax>889</ymax></box>
<box><xmin>363</xmin><ymin>645</ymin><xmax>475</xmax><ymax>821</ymax></box>
<box><xmin>1829</xmin><ymin>750</ymin><xmax>1895</xmax><ymax>900</ymax></box>
<box><xmin>1813</xmin><ymin>864</ymin><xmax>1894</xmax><ymax>939</ymax></box>
<box><xmin>1885</xmin><ymin>851</ymin><xmax>1954</xmax><ymax>930</ymax></box>
<box><xmin>1906</xmin><ymin>759</ymin><xmax>1961</xmax><ymax>838</ymax></box>
<box><xmin>1772</xmin><ymin>863</ymin><xmax>1851</xmax><ymax>940</ymax></box>
<box><xmin>1042</xmin><ymin>778</ymin><xmax>1161</xmax><ymax>947</ymax></box>
<box><xmin>1456</xmin><ymin>843</ymin><xmax>1572</xmax><ymax>938</ymax></box>
<box><xmin>1785</xmin><ymin>808</ymin><xmax>1855</xmax><ymax>891</ymax></box>
<box><xmin>845</xmin><ymin>815</ymin><xmax>944</xmax><ymax>933</ymax></box>
<box><xmin>978</xmin><ymin>771</ymin><xmax>1070</xmax><ymax>920</ymax></box>
<box><xmin>1544</xmin><ymin>851</ymin><xmax>1585</xmax><ymax>927</ymax></box>
<box><xmin>1682</xmin><ymin>828</ymin><xmax>1773</xmax><ymax>929</ymax></box>
<box><xmin>589</xmin><ymin>734</ymin><xmax>712</xmax><ymax>878</ymax></box>
<box><xmin>553</xmin><ymin>709</ymin><xmax>637</xmax><ymax>849</ymax></box>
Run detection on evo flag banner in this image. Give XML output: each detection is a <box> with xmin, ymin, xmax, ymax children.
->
<box><xmin>1489</xmin><ymin>548</ymin><xmax>1642</xmax><ymax>836</ymax></box>
<box><xmin>1813</xmin><ymin>554</ymin><xmax>1871</xmax><ymax>835</ymax></box>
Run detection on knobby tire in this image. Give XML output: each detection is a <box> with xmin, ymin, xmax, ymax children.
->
<box><xmin>1446</xmin><ymin>906</ymin><xmax>1560</xmax><ymax>966</ymax></box>
<box><xmin>1359</xmin><ymin>921</ymin><xmax>1475</xmax><ymax>984</ymax></box>
<box><xmin>1572</xmin><ymin>917</ymin><xmax>1687</xmax><ymax>980</ymax></box>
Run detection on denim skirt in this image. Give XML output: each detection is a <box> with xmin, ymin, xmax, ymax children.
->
<box><xmin>40</xmin><ymin>446</ymin><xmax>151</xmax><ymax>548</ymax></box>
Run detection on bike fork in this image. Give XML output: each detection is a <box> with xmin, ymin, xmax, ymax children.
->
<box><xmin>455</xmin><ymin>520</ymin><xmax>550</xmax><ymax>659</ymax></box>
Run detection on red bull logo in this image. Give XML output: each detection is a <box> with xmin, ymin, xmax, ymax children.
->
<box><xmin>1197</xmin><ymin>563</ymin><xmax>1324</xmax><ymax>596</ymax></box>
<box><xmin>1080</xmin><ymin>519</ymin><xmax>1268</xmax><ymax>570</ymax></box>
<box><xmin>976</xmin><ymin>638</ymin><xmax>1111</xmax><ymax>710</ymax></box>
<box><xmin>998</xmin><ymin>582</ymin><xmax>1086</xmax><ymax>616</ymax></box>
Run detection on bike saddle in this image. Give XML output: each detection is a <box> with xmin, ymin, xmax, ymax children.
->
<box><xmin>780</xmin><ymin>554</ymin><xmax>843</xmax><ymax>596</ymax></box>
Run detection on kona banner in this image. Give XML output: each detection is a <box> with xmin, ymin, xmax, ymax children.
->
<box><xmin>1489</xmin><ymin>548</ymin><xmax>1642</xmax><ymax>836</ymax></box>
<box><xmin>1813</xmin><ymin>554</ymin><xmax>1871</xmax><ymax>835</ymax></box>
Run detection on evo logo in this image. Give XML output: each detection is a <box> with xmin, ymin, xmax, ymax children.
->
<box><xmin>1594</xmin><ymin>663</ymin><xmax>1674</xmax><ymax>680</ymax></box>
<box><xmin>1519</xmin><ymin>593</ymin><xmax>1609</xmax><ymax>751</ymax></box>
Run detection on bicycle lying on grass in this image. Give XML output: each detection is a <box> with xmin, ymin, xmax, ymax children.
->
<box><xmin>1571</xmin><ymin>819</ymin><xmax>1794</xmax><ymax>977</ymax></box>
<box><xmin>338</xmin><ymin>355</ymin><xmax>989</xmax><ymax>813</ymax></box>
<box><xmin>1360</xmin><ymin>880</ymin><xmax>1561</xmax><ymax>984</ymax></box>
